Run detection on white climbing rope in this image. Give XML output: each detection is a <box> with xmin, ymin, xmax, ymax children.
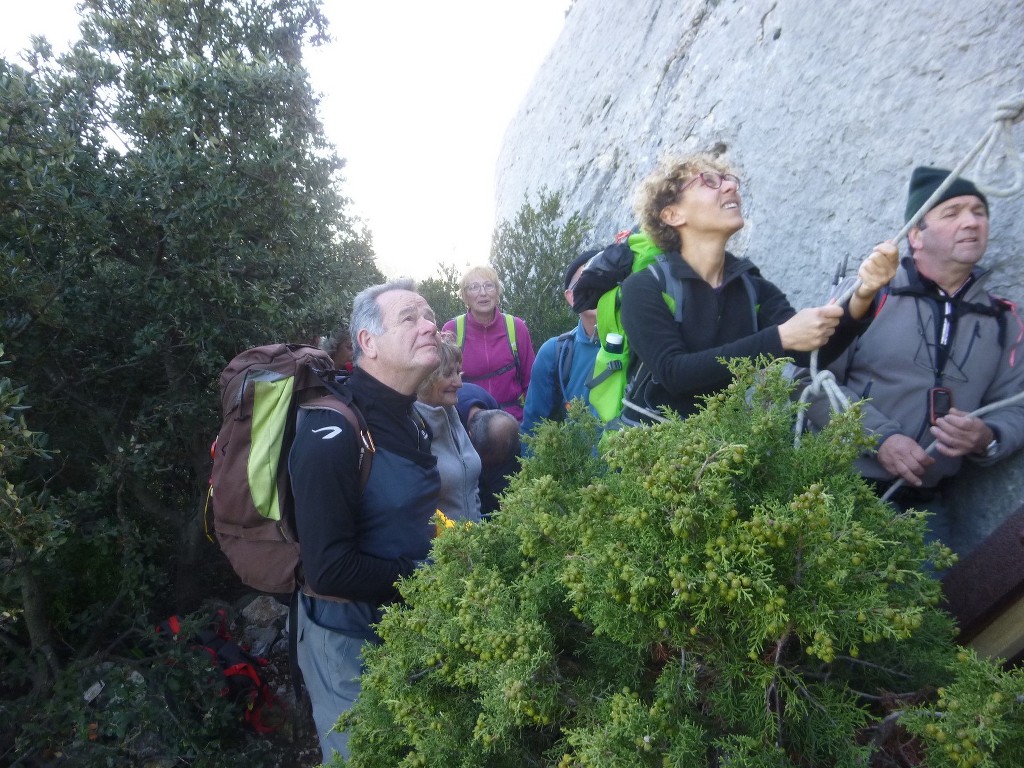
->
<box><xmin>620</xmin><ymin>396</ymin><xmax>669</xmax><ymax>424</ymax></box>
<box><xmin>794</xmin><ymin>91</ymin><xmax>1024</xmax><ymax>500</ymax></box>
<box><xmin>880</xmin><ymin>390</ymin><xmax>1024</xmax><ymax>502</ymax></box>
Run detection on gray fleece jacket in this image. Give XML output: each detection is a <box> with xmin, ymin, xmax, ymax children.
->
<box><xmin>805</xmin><ymin>258</ymin><xmax>1024</xmax><ymax>487</ymax></box>
<box><xmin>413</xmin><ymin>401</ymin><xmax>482</xmax><ymax>522</ymax></box>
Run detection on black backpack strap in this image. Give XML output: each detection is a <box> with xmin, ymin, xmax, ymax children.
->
<box><xmin>550</xmin><ymin>330</ymin><xmax>576</xmax><ymax>420</ymax></box>
<box><xmin>559</xmin><ymin>332</ymin><xmax>576</xmax><ymax>395</ymax></box>
<box><xmin>651</xmin><ymin>255</ymin><xmax>686</xmax><ymax>323</ymax></box>
<box><xmin>740</xmin><ymin>272</ymin><xmax>759</xmax><ymax>330</ymax></box>
<box><xmin>587</xmin><ymin>358</ymin><xmax>622</xmax><ymax>389</ymax></box>
<box><xmin>990</xmin><ymin>296</ymin><xmax>1017</xmax><ymax>350</ymax></box>
<box><xmin>650</xmin><ymin>256</ymin><xmax>760</xmax><ymax>331</ymax></box>
<box><xmin>649</xmin><ymin>256</ymin><xmax>759</xmax><ymax>330</ymax></box>
<box><xmin>955</xmin><ymin>295</ymin><xmax>1014</xmax><ymax>349</ymax></box>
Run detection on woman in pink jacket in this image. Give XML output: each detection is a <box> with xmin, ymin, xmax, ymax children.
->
<box><xmin>442</xmin><ymin>265</ymin><xmax>535</xmax><ymax>421</ymax></box>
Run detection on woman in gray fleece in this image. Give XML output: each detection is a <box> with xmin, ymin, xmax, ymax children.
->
<box><xmin>415</xmin><ymin>334</ymin><xmax>483</xmax><ymax>522</ymax></box>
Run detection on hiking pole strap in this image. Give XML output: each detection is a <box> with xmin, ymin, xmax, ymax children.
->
<box><xmin>288</xmin><ymin>589</ymin><xmax>303</xmax><ymax>704</ymax></box>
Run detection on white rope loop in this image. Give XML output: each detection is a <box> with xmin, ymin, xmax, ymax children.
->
<box><xmin>974</xmin><ymin>94</ymin><xmax>1024</xmax><ymax>197</ymax></box>
<box><xmin>793</xmin><ymin>368</ymin><xmax>851</xmax><ymax>446</ymax></box>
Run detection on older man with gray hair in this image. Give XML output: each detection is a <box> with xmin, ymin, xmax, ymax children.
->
<box><xmin>289</xmin><ymin>278</ymin><xmax>441</xmax><ymax>762</ymax></box>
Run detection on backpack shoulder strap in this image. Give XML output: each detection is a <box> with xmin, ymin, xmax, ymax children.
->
<box><xmin>503</xmin><ymin>313</ymin><xmax>518</xmax><ymax>356</ymax></box>
<box><xmin>302</xmin><ymin>392</ymin><xmax>375</xmax><ymax>492</ymax></box>
<box><xmin>502</xmin><ymin>313</ymin><xmax>524</xmax><ymax>388</ymax></box>
<box><xmin>739</xmin><ymin>272</ymin><xmax>760</xmax><ymax>330</ymax></box>
<box><xmin>647</xmin><ymin>259</ymin><xmax>760</xmax><ymax>330</ymax></box>
<box><xmin>454</xmin><ymin>314</ymin><xmax>467</xmax><ymax>348</ymax></box>
<box><xmin>553</xmin><ymin>330</ymin><xmax>576</xmax><ymax>408</ymax></box>
<box><xmin>987</xmin><ymin>294</ymin><xmax>1019</xmax><ymax>354</ymax></box>
<box><xmin>650</xmin><ymin>254</ymin><xmax>686</xmax><ymax>323</ymax></box>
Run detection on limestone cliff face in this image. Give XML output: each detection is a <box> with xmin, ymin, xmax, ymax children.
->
<box><xmin>499</xmin><ymin>0</ymin><xmax>1023</xmax><ymax>304</ymax></box>
<box><xmin>497</xmin><ymin>0</ymin><xmax>1024</xmax><ymax>549</ymax></box>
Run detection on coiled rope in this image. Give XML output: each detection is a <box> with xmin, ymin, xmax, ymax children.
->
<box><xmin>792</xmin><ymin>92</ymin><xmax>1024</xmax><ymax>501</ymax></box>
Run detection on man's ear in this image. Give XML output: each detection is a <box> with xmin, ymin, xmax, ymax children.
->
<box><xmin>356</xmin><ymin>328</ymin><xmax>377</xmax><ymax>360</ymax></box>
<box><xmin>907</xmin><ymin>225</ymin><xmax>923</xmax><ymax>252</ymax></box>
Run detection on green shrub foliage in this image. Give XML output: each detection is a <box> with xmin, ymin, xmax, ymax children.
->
<box><xmin>340</xmin><ymin>358</ymin><xmax>1024</xmax><ymax>767</ymax></box>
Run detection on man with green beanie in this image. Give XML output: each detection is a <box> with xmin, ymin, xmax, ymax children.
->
<box><xmin>804</xmin><ymin>166</ymin><xmax>1024</xmax><ymax>555</ymax></box>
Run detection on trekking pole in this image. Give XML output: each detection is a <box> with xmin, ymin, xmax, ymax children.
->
<box><xmin>795</xmin><ymin>92</ymin><xmax>1024</xmax><ymax>447</ymax></box>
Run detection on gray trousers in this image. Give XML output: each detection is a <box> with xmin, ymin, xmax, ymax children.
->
<box><xmin>297</xmin><ymin>599</ymin><xmax>366</xmax><ymax>763</ymax></box>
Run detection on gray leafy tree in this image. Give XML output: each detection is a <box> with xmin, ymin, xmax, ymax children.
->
<box><xmin>0</xmin><ymin>0</ymin><xmax>381</xmax><ymax>629</ymax></box>
<box><xmin>490</xmin><ymin>188</ymin><xmax>591</xmax><ymax>350</ymax></box>
<box><xmin>418</xmin><ymin>262</ymin><xmax>465</xmax><ymax>331</ymax></box>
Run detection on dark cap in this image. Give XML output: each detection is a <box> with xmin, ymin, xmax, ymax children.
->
<box><xmin>905</xmin><ymin>166</ymin><xmax>988</xmax><ymax>222</ymax></box>
<box><xmin>564</xmin><ymin>248</ymin><xmax>601</xmax><ymax>291</ymax></box>
<box><xmin>455</xmin><ymin>382</ymin><xmax>498</xmax><ymax>430</ymax></box>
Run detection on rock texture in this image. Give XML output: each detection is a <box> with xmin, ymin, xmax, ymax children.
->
<box><xmin>497</xmin><ymin>0</ymin><xmax>1024</xmax><ymax>551</ymax></box>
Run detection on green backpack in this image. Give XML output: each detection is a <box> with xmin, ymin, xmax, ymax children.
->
<box><xmin>573</xmin><ymin>231</ymin><xmax>757</xmax><ymax>424</ymax></box>
<box><xmin>573</xmin><ymin>232</ymin><xmax>664</xmax><ymax>422</ymax></box>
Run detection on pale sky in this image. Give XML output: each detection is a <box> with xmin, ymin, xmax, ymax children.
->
<box><xmin>0</xmin><ymin>0</ymin><xmax>568</xmax><ymax>280</ymax></box>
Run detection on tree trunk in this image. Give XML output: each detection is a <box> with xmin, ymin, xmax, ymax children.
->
<box><xmin>174</xmin><ymin>443</ymin><xmax>220</xmax><ymax>612</ymax></box>
<box><xmin>17</xmin><ymin>562</ymin><xmax>60</xmax><ymax>687</ymax></box>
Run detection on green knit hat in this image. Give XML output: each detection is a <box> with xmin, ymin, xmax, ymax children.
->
<box><xmin>905</xmin><ymin>166</ymin><xmax>988</xmax><ymax>222</ymax></box>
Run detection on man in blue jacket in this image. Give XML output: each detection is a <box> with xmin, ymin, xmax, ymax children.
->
<box><xmin>521</xmin><ymin>250</ymin><xmax>602</xmax><ymax>435</ymax></box>
<box><xmin>289</xmin><ymin>278</ymin><xmax>441</xmax><ymax>762</ymax></box>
